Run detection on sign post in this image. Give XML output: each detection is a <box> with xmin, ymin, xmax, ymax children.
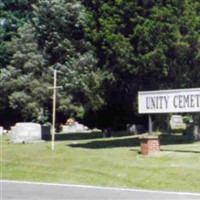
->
<box><xmin>48</xmin><ymin>69</ymin><xmax>62</xmax><ymax>151</ymax></box>
<box><xmin>148</xmin><ymin>114</ymin><xmax>153</xmax><ymax>136</ymax></box>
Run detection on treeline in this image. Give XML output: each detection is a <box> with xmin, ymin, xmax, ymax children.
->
<box><xmin>1</xmin><ymin>0</ymin><xmax>200</xmax><ymax>129</ymax></box>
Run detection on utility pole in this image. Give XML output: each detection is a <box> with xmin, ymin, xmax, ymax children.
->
<box><xmin>48</xmin><ymin>69</ymin><xmax>62</xmax><ymax>151</ymax></box>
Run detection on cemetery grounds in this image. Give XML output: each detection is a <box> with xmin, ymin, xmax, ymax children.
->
<box><xmin>1</xmin><ymin>131</ymin><xmax>200</xmax><ymax>192</ymax></box>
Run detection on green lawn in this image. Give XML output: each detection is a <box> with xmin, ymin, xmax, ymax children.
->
<box><xmin>1</xmin><ymin>132</ymin><xmax>200</xmax><ymax>192</ymax></box>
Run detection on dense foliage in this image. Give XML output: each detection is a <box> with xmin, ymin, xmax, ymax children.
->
<box><xmin>1</xmin><ymin>0</ymin><xmax>200</xmax><ymax>128</ymax></box>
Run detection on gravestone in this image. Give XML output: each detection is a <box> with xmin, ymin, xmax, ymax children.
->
<box><xmin>0</xmin><ymin>126</ymin><xmax>3</xmax><ymax>135</ymax></box>
<box><xmin>193</xmin><ymin>125</ymin><xmax>200</xmax><ymax>141</ymax></box>
<box><xmin>11</xmin><ymin>122</ymin><xmax>43</xmax><ymax>143</ymax></box>
<box><xmin>169</xmin><ymin>115</ymin><xmax>186</xmax><ymax>130</ymax></box>
<box><xmin>62</xmin><ymin>121</ymin><xmax>90</xmax><ymax>133</ymax></box>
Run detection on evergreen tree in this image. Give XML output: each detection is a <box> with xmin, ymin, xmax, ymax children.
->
<box><xmin>0</xmin><ymin>0</ymin><xmax>37</xmax><ymax>68</ymax></box>
<box><xmin>82</xmin><ymin>0</ymin><xmax>200</xmax><ymax>126</ymax></box>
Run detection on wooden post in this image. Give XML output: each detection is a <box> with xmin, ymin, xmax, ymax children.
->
<box><xmin>48</xmin><ymin>69</ymin><xmax>62</xmax><ymax>151</ymax></box>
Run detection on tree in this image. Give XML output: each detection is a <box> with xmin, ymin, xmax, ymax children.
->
<box><xmin>31</xmin><ymin>0</ymin><xmax>105</xmax><ymax>120</ymax></box>
<box><xmin>1</xmin><ymin>0</ymin><xmax>105</xmax><ymax>124</ymax></box>
<box><xmin>1</xmin><ymin>0</ymin><xmax>200</xmax><ymax>128</ymax></box>
<box><xmin>0</xmin><ymin>0</ymin><xmax>38</xmax><ymax>68</ymax></box>
<box><xmin>0</xmin><ymin>23</ymin><xmax>50</xmax><ymax>122</ymax></box>
<box><xmin>167</xmin><ymin>0</ymin><xmax>200</xmax><ymax>89</ymax></box>
<box><xmin>82</xmin><ymin>0</ymin><xmax>200</xmax><ymax>127</ymax></box>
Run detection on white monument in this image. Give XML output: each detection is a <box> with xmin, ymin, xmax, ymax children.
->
<box><xmin>169</xmin><ymin>115</ymin><xmax>186</xmax><ymax>130</ymax></box>
<box><xmin>0</xmin><ymin>126</ymin><xmax>3</xmax><ymax>135</ymax></box>
<box><xmin>11</xmin><ymin>122</ymin><xmax>43</xmax><ymax>143</ymax></box>
<box><xmin>62</xmin><ymin>121</ymin><xmax>90</xmax><ymax>133</ymax></box>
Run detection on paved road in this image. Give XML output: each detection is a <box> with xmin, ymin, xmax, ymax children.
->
<box><xmin>1</xmin><ymin>180</ymin><xmax>200</xmax><ymax>200</ymax></box>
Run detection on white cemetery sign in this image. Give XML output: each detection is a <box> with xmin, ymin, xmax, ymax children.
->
<box><xmin>138</xmin><ymin>88</ymin><xmax>200</xmax><ymax>114</ymax></box>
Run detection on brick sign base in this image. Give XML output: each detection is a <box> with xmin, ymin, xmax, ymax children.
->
<box><xmin>140</xmin><ymin>136</ymin><xmax>160</xmax><ymax>155</ymax></box>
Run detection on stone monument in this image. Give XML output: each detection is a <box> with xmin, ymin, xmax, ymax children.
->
<box><xmin>62</xmin><ymin>121</ymin><xmax>90</xmax><ymax>133</ymax></box>
<box><xmin>0</xmin><ymin>126</ymin><xmax>3</xmax><ymax>135</ymax></box>
<box><xmin>169</xmin><ymin>115</ymin><xmax>186</xmax><ymax>130</ymax></box>
<box><xmin>10</xmin><ymin>122</ymin><xmax>43</xmax><ymax>143</ymax></box>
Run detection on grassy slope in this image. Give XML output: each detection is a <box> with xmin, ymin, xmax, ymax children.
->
<box><xmin>1</xmin><ymin>133</ymin><xmax>200</xmax><ymax>192</ymax></box>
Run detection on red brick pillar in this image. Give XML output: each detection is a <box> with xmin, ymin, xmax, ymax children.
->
<box><xmin>140</xmin><ymin>136</ymin><xmax>160</xmax><ymax>155</ymax></box>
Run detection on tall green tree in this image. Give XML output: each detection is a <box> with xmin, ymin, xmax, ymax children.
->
<box><xmin>0</xmin><ymin>23</ymin><xmax>49</xmax><ymax>122</ymax></box>
<box><xmin>82</xmin><ymin>0</ymin><xmax>200</xmax><ymax>126</ymax></box>
<box><xmin>0</xmin><ymin>0</ymin><xmax>37</xmax><ymax>68</ymax></box>
<box><xmin>1</xmin><ymin>0</ymin><xmax>105</xmax><ymax>123</ymax></box>
<box><xmin>166</xmin><ymin>0</ymin><xmax>200</xmax><ymax>88</ymax></box>
<box><xmin>0</xmin><ymin>0</ymin><xmax>39</xmax><ymax>125</ymax></box>
<box><xmin>31</xmin><ymin>0</ymin><xmax>105</xmax><ymax>119</ymax></box>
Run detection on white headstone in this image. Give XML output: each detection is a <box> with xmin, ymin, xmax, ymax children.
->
<box><xmin>0</xmin><ymin>126</ymin><xmax>3</xmax><ymax>135</ymax></box>
<box><xmin>62</xmin><ymin>122</ymin><xmax>90</xmax><ymax>133</ymax></box>
<box><xmin>11</xmin><ymin>122</ymin><xmax>42</xmax><ymax>143</ymax></box>
<box><xmin>169</xmin><ymin>115</ymin><xmax>186</xmax><ymax>130</ymax></box>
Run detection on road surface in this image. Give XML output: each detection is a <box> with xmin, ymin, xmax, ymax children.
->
<box><xmin>1</xmin><ymin>180</ymin><xmax>200</xmax><ymax>200</ymax></box>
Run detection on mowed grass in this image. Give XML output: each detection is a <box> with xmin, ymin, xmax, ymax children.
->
<box><xmin>1</xmin><ymin>132</ymin><xmax>200</xmax><ymax>192</ymax></box>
